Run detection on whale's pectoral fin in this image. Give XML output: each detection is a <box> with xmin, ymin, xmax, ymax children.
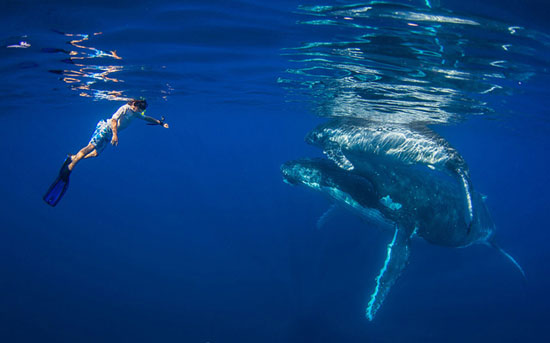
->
<box><xmin>456</xmin><ymin>169</ymin><xmax>474</xmax><ymax>233</ymax></box>
<box><xmin>324</xmin><ymin>143</ymin><xmax>354</xmax><ymax>171</ymax></box>
<box><xmin>366</xmin><ymin>227</ymin><xmax>412</xmax><ymax>321</ymax></box>
<box><xmin>490</xmin><ymin>241</ymin><xmax>526</xmax><ymax>280</ymax></box>
<box><xmin>316</xmin><ymin>204</ymin><xmax>338</xmax><ymax>230</ymax></box>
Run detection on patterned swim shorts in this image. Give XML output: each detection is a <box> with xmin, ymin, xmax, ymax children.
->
<box><xmin>88</xmin><ymin>119</ymin><xmax>113</xmax><ymax>154</ymax></box>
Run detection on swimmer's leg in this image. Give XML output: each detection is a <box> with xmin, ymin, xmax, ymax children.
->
<box><xmin>83</xmin><ymin>149</ymin><xmax>98</xmax><ymax>159</ymax></box>
<box><xmin>68</xmin><ymin>143</ymin><xmax>96</xmax><ymax>171</ymax></box>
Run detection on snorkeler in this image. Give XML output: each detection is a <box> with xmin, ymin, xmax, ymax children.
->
<box><xmin>43</xmin><ymin>99</ymin><xmax>169</xmax><ymax>206</ymax></box>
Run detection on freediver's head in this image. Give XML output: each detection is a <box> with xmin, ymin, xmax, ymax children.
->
<box><xmin>128</xmin><ymin>98</ymin><xmax>148</xmax><ymax>112</ymax></box>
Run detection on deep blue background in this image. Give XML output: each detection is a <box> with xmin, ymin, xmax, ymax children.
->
<box><xmin>1</xmin><ymin>1</ymin><xmax>549</xmax><ymax>342</ymax></box>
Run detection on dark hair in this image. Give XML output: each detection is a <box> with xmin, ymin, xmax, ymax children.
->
<box><xmin>128</xmin><ymin>98</ymin><xmax>148</xmax><ymax>110</ymax></box>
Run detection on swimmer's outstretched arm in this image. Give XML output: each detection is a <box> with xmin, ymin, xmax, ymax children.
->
<box><xmin>141</xmin><ymin>114</ymin><xmax>169</xmax><ymax>128</ymax></box>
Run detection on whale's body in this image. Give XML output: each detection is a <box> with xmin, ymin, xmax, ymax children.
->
<box><xmin>281</xmin><ymin>157</ymin><xmax>520</xmax><ymax>320</ymax></box>
<box><xmin>306</xmin><ymin>118</ymin><xmax>467</xmax><ymax>172</ymax></box>
<box><xmin>306</xmin><ymin>118</ymin><xmax>475</xmax><ymax>228</ymax></box>
<box><xmin>282</xmin><ymin>158</ymin><xmax>490</xmax><ymax>247</ymax></box>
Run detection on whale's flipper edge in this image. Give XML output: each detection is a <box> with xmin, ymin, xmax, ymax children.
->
<box><xmin>490</xmin><ymin>242</ymin><xmax>527</xmax><ymax>280</ymax></box>
<box><xmin>316</xmin><ymin>204</ymin><xmax>338</xmax><ymax>230</ymax></box>
<box><xmin>366</xmin><ymin>227</ymin><xmax>412</xmax><ymax>321</ymax></box>
<box><xmin>456</xmin><ymin>168</ymin><xmax>474</xmax><ymax>233</ymax></box>
<box><xmin>324</xmin><ymin>143</ymin><xmax>354</xmax><ymax>171</ymax></box>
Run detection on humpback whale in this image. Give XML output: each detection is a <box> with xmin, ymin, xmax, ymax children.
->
<box><xmin>305</xmin><ymin>118</ymin><xmax>475</xmax><ymax>230</ymax></box>
<box><xmin>281</xmin><ymin>157</ymin><xmax>524</xmax><ymax>320</ymax></box>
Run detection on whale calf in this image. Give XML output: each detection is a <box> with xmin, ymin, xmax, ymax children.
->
<box><xmin>305</xmin><ymin>118</ymin><xmax>475</xmax><ymax>230</ymax></box>
<box><xmin>281</xmin><ymin>157</ymin><xmax>524</xmax><ymax>320</ymax></box>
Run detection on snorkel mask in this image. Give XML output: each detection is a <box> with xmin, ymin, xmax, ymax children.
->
<box><xmin>136</xmin><ymin>97</ymin><xmax>148</xmax><ymax>112</ymax></box>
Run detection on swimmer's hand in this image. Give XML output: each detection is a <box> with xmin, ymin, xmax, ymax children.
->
<box><xmin>147</xmin><ymin>116</ymin><xmax>169</xmax><ymax>128</ymax></box>
<box><xmin>159</xmin><ymin>116</ymin><xmax>169</xmax><ymax>128</ymax></box>
<box><xmin>111</xmin><ymin>135</ymin><xmax>119</xmax><ymax>146</ymax></box>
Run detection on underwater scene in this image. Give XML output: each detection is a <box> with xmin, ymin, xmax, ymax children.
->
<box><xmin>1</xmin><ymin>0</ymin><xmax>549</xmax><ymax>342</ymax></box>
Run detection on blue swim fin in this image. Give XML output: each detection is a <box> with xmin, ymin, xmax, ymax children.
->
<box><xmin>43</xmin><ymin>176</ymin><xmax>69</xmax><ymax>206</ymax></box>
<box><xmin>43</xmin><ymin>156</ymin><xmax>72</xmax><ymax>207</ymax></box>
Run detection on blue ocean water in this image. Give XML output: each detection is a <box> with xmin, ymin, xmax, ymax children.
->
<box><xmin>1</xmin><ymin>0</ymin><xmax>549</xmax><ymax>342</ymax></box>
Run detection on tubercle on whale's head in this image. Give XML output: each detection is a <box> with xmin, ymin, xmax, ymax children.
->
<box><xmin>281</xmin><ymin>169</ymin><xmax>299</xmax><ymax>186</ymax></box>
<box><xmin>281</xmin><ymin>160</ymin><xmax>322</xmax><ymax>189</ymax></box>
<box><xmin>281</xmin><ymin>161</ymin><xmax>301</xmax><ymax>186</ymax></box>
<box><xmin>304</xmin><ymin>128</ymin><xmax>324</xmax><ymax>146</ymax></box>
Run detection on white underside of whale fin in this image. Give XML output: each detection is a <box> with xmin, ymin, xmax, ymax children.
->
<box><xmin>490</xmin><ymin>242</ymin><xmax>527</xmax><ymax>280</ymax></box>
<box><xmin>366</xmin><ymin>227</ymin><xmax>412</xmax><ymax>321</ymax></box>
<box><xmin>456</xmin><ymin>169</ymin><xmax>474</xmax><ymax>228</ymax></box>
<box><xmin>316</xmin><ymin>204</ymin><xmax>338</xmax><ymax>230</ymax></box>
<box><xmin>324</xmin><ymin>144</ymin><xmax>354</xmax><ymax>171</ymax></box>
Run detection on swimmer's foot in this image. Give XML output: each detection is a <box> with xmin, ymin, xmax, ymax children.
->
<box><xmin>59</xmin><ymin>155</ymin><xmax>73</xmax><ymax>179</ymax></box>
<box><xmin>67</xmin><ymin>154</ymin><xmax>76</xmax><ymax>171</ymax></box>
